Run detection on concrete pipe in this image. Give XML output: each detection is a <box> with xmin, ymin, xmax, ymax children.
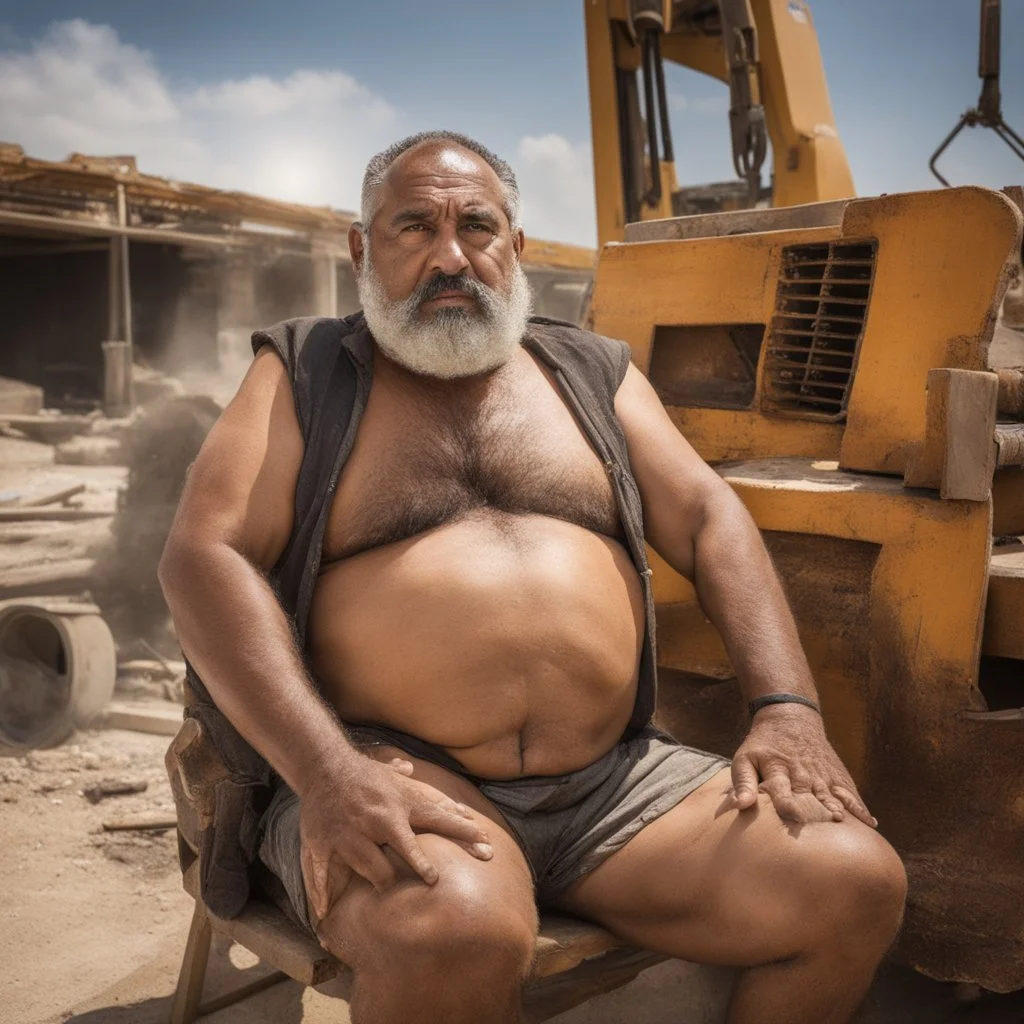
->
<box><xmin>0</xmin><ymin>603</ymin><xmax>116</xmax><ymax>753</ymax></box>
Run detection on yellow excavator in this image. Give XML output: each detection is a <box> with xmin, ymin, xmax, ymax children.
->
<box><xmin>583</xmin><ymin>0</ymin><xmax>1024</xmax><ymax>996</ymax></box>
<box><xmin>586</xmin><ymin>0</ymin><xmax>856</xmax><ymax>246</ymax></box>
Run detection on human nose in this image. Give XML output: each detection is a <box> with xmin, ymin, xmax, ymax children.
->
<box><xmin>427</xmin><ymin>223</ymin><xmax>470</xmax><ymax>277</ymax></box>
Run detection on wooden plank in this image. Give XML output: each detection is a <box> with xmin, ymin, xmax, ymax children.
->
<box><xmin>0</xmin><ymin>596</ymin><xmax>100</xmax><ymax>615</ymax></box>
<box><xmin>0</xmin><ymin>414</ymin><xmax>94</xmax><ymax>445</ymax></box>
<box><xmin>0</xmin><ymin>521</ymin><xmax>73</xmax><ymax>541</ymax></box>
<box><xmin>904</xmin><ymin>368</ymin><xmax>998</xmax><ymax>500</ymax></box>
<box><xmin>84</xmin><ymin>778</ymin><xmax>148</xmax><ymax>803</ymax></box>
<box><xmin>995</xmin><ymin>368</ymin><xmax>1024</xmax><ymax>418</ymax></box>
<box><xmin>103</xmin><ymin>812</ymin><xmax>177</xmax><ymax>832</ymax></box>
<box><xmin>623</xmin><ymin>199</ymin><xmax>848</xmax><ymax>244</ymax></box>
<box><xmin>104</xmin><ymin>701</ymin><xmax>183</xmax><ymax>736</ymax></box>
<box><xmin>212</xmin><ymin>900</ymin><xmax>345</xmax><ymax>988</ymax></box>
<box><xmin>21</xmin><ymin>482</ymin><xmax>86</xmax><ymax>507</ymax></box>
<box><xmin>944</xmin><ymin>372</ymin><xmax>999</xmax><ymax>498</ymax></box>
<box><xmin>532</xmin><ymin>915</ymin><xmax>625</xmax><ymax>979</ymax></box>
<box><xmin>119</xmin><ymin>657</ymin><xmax>186</xmax><ymax>678</ymax></box>
<box><xmin>170</xmin><ymin>903</ymin><xmax>213</xmax><ymax>1024</ymax></box>
<box><xmin>196</xmin><ymin>971</ymin><xmax>289</xmax><ymax>1018</ymax></box>
<box><xmin>0</xmin><ymin>557</ymin><xmax>95</xmax><ymax>598</ymax></box>
<box><xmin>0</xmin><ymin>507</ymin><xmax>111</xmax><ymax>522</ymax></box>
<box><xmin>995</xmin><ymin>423</ymin><xmax>1024</xmax><ymax>468</ymax></box>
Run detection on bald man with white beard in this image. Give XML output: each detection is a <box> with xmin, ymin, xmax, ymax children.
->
<box><xmin>160</xmin><ymin>131</ymin><xmax>906</xmax><ymax>1024</ymax></box>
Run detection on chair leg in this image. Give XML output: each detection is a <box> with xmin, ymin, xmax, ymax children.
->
<box><xmin>170</xmin><ymin>902</ymin><xmax>213</xmax><ymax>1024</ymax></box>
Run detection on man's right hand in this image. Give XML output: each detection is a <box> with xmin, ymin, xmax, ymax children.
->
<box><xmin>298</xmin><ymin>753</ymin><xmax>493</xmax><ymax>920</ymax></box>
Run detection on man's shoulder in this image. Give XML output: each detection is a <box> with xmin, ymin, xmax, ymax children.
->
<box><xmin>251</xmin><ymin>312</ymin><xmax>368</xmax><ymax>367</ymax></box>
<box><xmin>525</xmin><ymin>316</ymin><xmax>632</xmax><ymax>391</ymax></box>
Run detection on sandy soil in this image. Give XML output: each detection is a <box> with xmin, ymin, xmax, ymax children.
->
<box><xmin>3</xmin><ymin>721</ymin><xmax>1024</xmax><ymax>1024</ymax></box>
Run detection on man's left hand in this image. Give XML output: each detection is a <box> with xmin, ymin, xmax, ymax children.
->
<box><xmin>731</xmin><ymin>704</ymin><xmax>877</xmax><ymax>827</ymax></box>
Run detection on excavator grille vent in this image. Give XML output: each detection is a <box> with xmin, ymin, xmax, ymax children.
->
<box><xmin>762</xmin><ymin>240</ymin><xmax>876</xmax><ymax>421</ymax></box>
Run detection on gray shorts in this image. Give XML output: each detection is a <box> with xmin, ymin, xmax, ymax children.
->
<box><xmin>258</xmin><ymin>723</ymin><xmax>728</xmax><ymax>935</ymax></box>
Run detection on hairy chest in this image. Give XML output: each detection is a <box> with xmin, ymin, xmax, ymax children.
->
<box><xmin>324</xmin><ymin>357</ymin><xmax>621</xmax><ymax>560</ymax></box>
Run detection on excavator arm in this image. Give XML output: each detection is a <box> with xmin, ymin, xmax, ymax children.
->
<box><xmin>585</xmin><ymin>0</ymin><xmax>855</xmax><ymax>245</ymax></box>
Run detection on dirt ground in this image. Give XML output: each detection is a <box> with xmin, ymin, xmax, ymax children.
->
<box><xmin>2</xmin><ymin>723</ymin><xmax>1024</xmax><ymax>1024</ymax></box>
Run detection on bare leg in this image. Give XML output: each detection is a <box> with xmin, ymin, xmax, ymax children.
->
<box><xmin>310</xmin><ymin>746</ymin><xmax>537</xmax><ymax>1024</ymax></box>
<box><xmin>557</xmin><ymin>767</ymin><xmax>906</xmax><ymax>1024</ymax></box>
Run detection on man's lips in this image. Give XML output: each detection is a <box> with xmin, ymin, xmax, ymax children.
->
<box><xmin>422</xmin><ymin>291</ymin><xmax>476</xmax><ymax>306</ymax></box>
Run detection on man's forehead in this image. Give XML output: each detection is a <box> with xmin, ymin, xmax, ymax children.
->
<box><xmin>380</xmin><ymin>143</ymin><xmax>505</xmax><ymax>211</ymax></box>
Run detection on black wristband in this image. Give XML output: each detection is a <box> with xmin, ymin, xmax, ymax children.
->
<box><xmin>748</xmin><ymin>693</ymin><xmax>821</xmax><ymax>718</ymax></box>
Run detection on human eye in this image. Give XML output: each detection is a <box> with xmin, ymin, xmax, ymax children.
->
<box><xmin>461</xmin><ymin>220</ymin><xmax>496</xmax><ymax>240</ymax></box>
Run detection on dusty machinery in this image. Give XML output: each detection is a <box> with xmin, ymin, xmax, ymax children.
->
<box><xmin>584</xmin><ymin>0</ymin><xmax>1024</xmax><ymax>994</ymax></box>
<box><xmin>585</xmin><ymin>0</ymin><xmax>856</xmax><ymax>245</ymax></box>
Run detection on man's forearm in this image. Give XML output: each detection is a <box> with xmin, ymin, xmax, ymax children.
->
<box><xmin>159</xmin><ymin>538</ymin><xmax>358</xmax><ymax>795</ymax></box>
<box><xmin>690</xmin><ymin>487</ymin><xmax>818</xmax><ymax>706</ymax></box>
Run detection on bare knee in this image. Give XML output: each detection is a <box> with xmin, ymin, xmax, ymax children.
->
<box><xmin>324</xmin><ymin>859</ymin><xmax>537</xmax><ymax>985</ymax></box>
<box><xmin>801</xmin><ymin>823</ymin><xmax>907</xmax><ymax>950</ymax></box>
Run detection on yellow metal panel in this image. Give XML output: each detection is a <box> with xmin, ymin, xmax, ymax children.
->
<box><xmin>593</xmin><ymin>187</ymin><xmax>1022</xmax><ymax>472</ymax></box>
<box><xmin>586</xmin><ymin>0</ymin><xmax>628</xmax><ymax>247</ymax></box>
<box><xmin>753</xmin><ymin>0</ymin><xmax>855</xmax><ymax>204</ymax></box>
<box><xmin>838</xmin><ymin>188</ymin><xmax>1023</xmax><ymax>474</ymax></box>
<box><xmin>593</xmin><ymin>224</ymin><xmax>844</xmax><ymax>460</ymax></box>
<box><xmin>652</xmin><ymin>459</ymin><xmax>992</xmax><ymax>786</ymax></box>
<box><xmin>659</xmin><ymin>31</ymin><xmax>727</xmax><ymax>83</ymax></box>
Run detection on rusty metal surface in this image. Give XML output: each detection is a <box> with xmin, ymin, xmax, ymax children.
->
<box><xmin>654</xmin><ymin>459</ymin><xmax>1024</xmax><ymax>991</ymax></box>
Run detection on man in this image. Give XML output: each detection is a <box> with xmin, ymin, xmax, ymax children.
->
<box><xmin>160</xmin><ymin>130</ymin><xmax>906</xmax><ymax>1024</ymax></box>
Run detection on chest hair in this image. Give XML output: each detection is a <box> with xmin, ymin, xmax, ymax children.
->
<box><xmin>336</xmin><ymin>365</ymin><xmax>620</xmax><ymax>558</ymax></box>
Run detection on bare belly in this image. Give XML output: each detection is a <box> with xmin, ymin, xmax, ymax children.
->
<box><xmin>307</xmin><ymin>512</ymin><xmax>645</xmax><ymax>779</ymax></box>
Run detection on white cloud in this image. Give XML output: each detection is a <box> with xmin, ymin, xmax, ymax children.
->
<box><xmin>0</xmin><ymin>19</ymin><xmax>399</xmax><ymax>212</ymax></box>
<box><xmin>516</xmin><ymin>133</ymin><xmax>596</xmax><ymax>248</ymax></box>
<box><xmin>0</xmin><ymin>21</ymin><xmax>599</xmax><ymax>244</ymax></box>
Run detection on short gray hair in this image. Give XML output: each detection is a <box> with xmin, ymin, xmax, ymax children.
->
<box><xmin>360</xmin><ymin>130</ymin><xmax>521</xmax><ymax>233</ymax></box>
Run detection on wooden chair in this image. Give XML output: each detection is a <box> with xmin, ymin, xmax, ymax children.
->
<box><xmin>166</xmin><ymin>717</ymin><xmax>664</xmax><ymax>1023</ymax></box>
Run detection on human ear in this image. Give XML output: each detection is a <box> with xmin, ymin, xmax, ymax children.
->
<box><xmin>349</xmin><ymin>224</ymin><xmax>365</xmax><ymax>272</ymax></box>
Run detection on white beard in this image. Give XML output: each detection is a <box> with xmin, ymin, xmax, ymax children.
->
<box><xmin>356</xmin><ymin>255</ymin><xmax>533</xmax><ymax>379</ymax></box>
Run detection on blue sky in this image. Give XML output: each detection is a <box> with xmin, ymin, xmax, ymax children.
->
<box><xmin>1</xmin><ymin>1</ymin><xmax>1022</xmax><ymax>246</ymax></box>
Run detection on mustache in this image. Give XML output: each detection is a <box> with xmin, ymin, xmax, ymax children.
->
<box><xmin>413</xmin><ymin>273</ymin><xmax>493</xmax><ymax>308</ymax></box>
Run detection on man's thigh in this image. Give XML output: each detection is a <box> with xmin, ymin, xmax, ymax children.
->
<box><xmin>312</xmin><ymin>744</ymin><xmax>537</xmax><ymax>966</ymax></box>
<box><xmin>555</xmin><ymin>765</ymin><xmax>896</xmax><ymax>967</ymax></box>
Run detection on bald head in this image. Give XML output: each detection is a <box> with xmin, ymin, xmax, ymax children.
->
<box><xmin>360</xmin><ymin>130</ymin><xmax>521</xmax><ymax>232</ymax></box>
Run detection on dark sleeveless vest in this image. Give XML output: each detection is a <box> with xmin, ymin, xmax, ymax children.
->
<box><xmin>183</xmin><ymin>312</ymin><xmax>659</xmax><ymax>917</ymax></box>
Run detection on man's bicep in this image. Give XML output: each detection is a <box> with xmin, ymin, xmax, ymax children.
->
<box><xmin>170</xmin><ymin>347</ymin><xmax>303</xmax><ymax>571</ymax></box>
<box><xmin>614</xmin><ymin>362</ymin><xmax>727</xmax><ymax>577</ymax></box>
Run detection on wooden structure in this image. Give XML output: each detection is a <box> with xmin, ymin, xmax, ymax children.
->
<box><xmin>0</xmin><ymin>143</ymin><xmax>596</xmax><ymax>411</ymax></box>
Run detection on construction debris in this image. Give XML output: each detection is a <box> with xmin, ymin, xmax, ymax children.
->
<box><xmin>103</xmin><ymin>701</ymin><xmax>184</xmax><ymax>737</ymax></box>
<box><xmin>83</xmin><ymin>778</ymin><xmax>149</xmax><ymax>804</ymax></box>
<box><xmin>102</xmin><ymin>811</ymin><xmax>177</xmax><ymax>832</ymax></box>
<box><xmin>0</xmin><ymin>376</ymin><xmax>43</xmax><ymax>416</ymax></box>
<box><xmin>18</xmin><ymin>482</ymin><xmax>87</xmax><ymax>506</ymax></box>
<box><xmin>0</xmin><ymin>413</ymin><xmax>96</xmax><ymax>446</ymax></box>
